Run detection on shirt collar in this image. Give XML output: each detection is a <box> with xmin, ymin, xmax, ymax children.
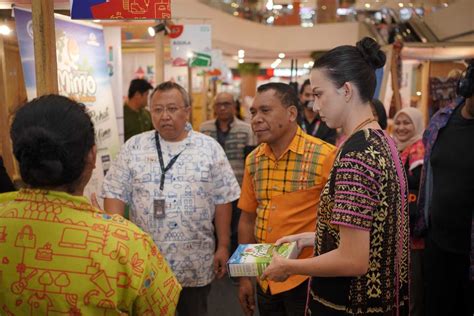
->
<box><xmin>256</xmin><ymin>126</ymin><xmax>305</xmax><ymax>159</ymax></box>
<box><xmin>14</xmin><ymin>188</ymin><xmax>99</xmax><ymax>213</ymax></box>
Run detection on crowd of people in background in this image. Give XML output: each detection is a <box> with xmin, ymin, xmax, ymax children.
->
<box><xmin>0</xmin><ymin>39</ymin><xmax>473</xmax><ymax>316</ymax></box>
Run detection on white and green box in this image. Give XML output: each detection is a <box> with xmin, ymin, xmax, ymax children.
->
<box><xmin>227</xmin><ymin>242</ymin><xmax>299</xmax><ymax>277</ymax></box>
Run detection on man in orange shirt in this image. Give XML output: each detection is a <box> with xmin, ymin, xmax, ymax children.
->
<box><xmin>237</xmin><ymin>83</ymin><xmax>336</xmax><ymax>316</ymax></box>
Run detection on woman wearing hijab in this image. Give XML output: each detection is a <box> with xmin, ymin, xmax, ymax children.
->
<box><xmin>393</xmin><ymin>107</ymin><xmax>425</xmax><ymax>316</ymax></box>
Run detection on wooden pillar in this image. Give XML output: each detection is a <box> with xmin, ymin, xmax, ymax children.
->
<box><xmin>240</xmin><ymin>74</ymin><xmax>258</xmax><ymax>99</ymax></box>
<box><xmin>32</xmin><ymin>0</ymin><xmax>58</xmax><ymax>95</ymax></box>
<box><xmin>389</xmin><ymin>41</ymin><xmax>403</xmax><ymax>117</ymax></box>
<box><xmin>0</xmin><ymin>37</ymin><xmax>14</xmax><ymax>178</ymax></box>
<box><xmin>155</xmin><ymin>32</ymin><xmax>165</xmax><ymax>85</ymax></box>
<box><xmin>0</xmin><ymin>34</ymin><xmax>28</xmax><ymax>181</ymax></box>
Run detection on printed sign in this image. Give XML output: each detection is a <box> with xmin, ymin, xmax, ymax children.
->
<box><xmin>170</xmin><ymin>24</ymin><xmax>212</xmax><ymax>67</ymax></box>
<box><xmin>71</xmin><ymin>0</ymin><xmax>171</xmax><ymax>20</ymax></box>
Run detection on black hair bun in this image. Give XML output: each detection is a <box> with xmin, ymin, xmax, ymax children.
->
<box><xmin>14</xmin><ymin>126</ymin><xmax>66</xmax><ymax>187</ymax></box>
<box><xmin>356</xmin><ymin>37</ymin><xmax>386</xmax><ymax>69</ymax></box>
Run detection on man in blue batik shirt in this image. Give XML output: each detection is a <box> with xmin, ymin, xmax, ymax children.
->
<box><xmin>101</xmin><ymin>82</ymin><xmax>240</xmax><ymax>316</ymax></box>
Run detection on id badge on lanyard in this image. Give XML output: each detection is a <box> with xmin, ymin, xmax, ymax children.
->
<box><xmin>154</xmin><ymin>132</ymin><xmax>183</xmax><ymax>219</ymax></box>
<box><xmin>153</xmin><ymin>199</ymin><xmax>166</xmax><ymax>219</ymax></box>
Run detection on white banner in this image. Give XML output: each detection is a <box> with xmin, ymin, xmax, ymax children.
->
<box><xmin>15</xmin><ymin>8</ymin><xmax>121</xmax><ymax>199</ymax></box>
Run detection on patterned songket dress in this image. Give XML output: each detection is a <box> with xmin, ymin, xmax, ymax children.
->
<box><xmin>308</xmin><ymin>129</ymin><xmax>409</xmax><ymax>316</ymax></box>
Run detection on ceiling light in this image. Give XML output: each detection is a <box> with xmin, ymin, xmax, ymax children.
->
<box><xmin>365</xmin><ymin>3</ymin><xmax>371</xmax><ymax>9</ymax></box>
<box><xmin>398</xmin><ymin>2</ymin><xmax>404</xmax><ymax>7</ymax></box>
<box><xmin>238</xmin><ymin>49</ymin><xmax>245</xmax><ymax>58</ymax></box>
<box><xmin>288</xmin><ymin>4</ymin><xmax>293</xmax><ymax>9</ymax></box>
<box><xmin>238</xmin><ymin>58</ymin><xmax>245</xmax><ymax>64</ymax></box>
<box><xmin>0</xmin><ymin>25</ymin><xmax>11</xmax><ymax>36</ymax></box>
<box><xmin>278</xmin><ymin>53</ymin><xmax>285</xmax><ymax>58</ymax></box>
<box><xmin>233</xmin><ymin>11</ymin><xmax>239</xmax><ymax>16</ymax></box>
<box><xmin>416</xmin><ymin>91</ymin><xmax>422</xmax><ymax>96</ymax></box>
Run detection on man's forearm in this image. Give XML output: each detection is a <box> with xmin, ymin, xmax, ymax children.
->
<box><xmin>215</xmin><ymin>203</ymin><xmax>232</xmax><ymax>249</ymax></box>
<box><xmin>238</xmin><ymin>211</ymin><xmax>257</xmax><ymax>244</ymax></box>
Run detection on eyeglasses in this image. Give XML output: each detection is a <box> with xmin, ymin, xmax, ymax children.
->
<box><xmin>152</xmin><ymin>106</ymin><xmax>185</xmax><ymax>115</ymax></box>
<box><xmin>215</xmin><ymin>102</ymin><xmax>233</xmax><ymax>108</ymax></box>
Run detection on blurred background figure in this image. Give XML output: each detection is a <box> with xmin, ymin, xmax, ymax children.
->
<box><xmin>419</xmin><ymin>60</ymin><xmax>474</xmax><ymax>316</ymax></box>
<box><xmin>124</xmin><ymin>78</ymin><xmax>153</xmax><ymax>141</ymax></box>
<box><xmin>393</xmin><ymin>107</ymin><xmax>425</xmax><ymax>316</ymax></box>
<box><xmin>298</xmin><ymin>79</ymin><xmax>337</xmax><ymax>144</ymax></box>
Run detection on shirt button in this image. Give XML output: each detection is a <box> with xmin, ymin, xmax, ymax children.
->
<box><xmin>268</xmin><ymin>227</ymin><xmax>273</xmax><ymax>233</ymax></box>
<box><xmin>272</xmin><ymin>185</ymin><xmax>279</xmax><ymax>190</ymax></box>
<box><xmin>271</xmin><ymin>205</ymin><xmax>277</xmax><ymax>210</ymax></box>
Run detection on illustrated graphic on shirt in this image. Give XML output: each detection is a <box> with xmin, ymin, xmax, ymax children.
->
<box><xmin>0</xmin><ymin>190</ymin><xmax>180</xmax><ymax>315</ymax></box>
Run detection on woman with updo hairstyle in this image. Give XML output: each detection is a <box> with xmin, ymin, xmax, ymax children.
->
<box><xmin>262</xmin><ymin>37</ymin><xmax>409</xmax><ymax>315</ymax></box>
<box><xmin>1</xmin><ymin>95</ymin><xmax>181</xmax><ymax>315</ymax></box>
<box><xmin>11</xmin><ymin>94</ymin><xmax>96</xmax><ymax>192</ymax></box>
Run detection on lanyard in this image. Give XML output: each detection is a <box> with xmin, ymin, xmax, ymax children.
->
<box><xmin>155</xmin><ymin>132</ymin><xmax>183</xmax><ymax>191</ymax></box>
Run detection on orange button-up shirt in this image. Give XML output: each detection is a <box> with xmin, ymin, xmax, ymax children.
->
<box><xmin>238</xmin><ymin>127</ymin><xmax>336</xmax><ymax>294</ymax></box>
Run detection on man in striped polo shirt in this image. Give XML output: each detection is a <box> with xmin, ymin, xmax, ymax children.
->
<box><xmin>238</xmin><ymin>83</ymin><xmax>336</xmax><ymax>316</ymax></box>
<box><xmin>200</xmin><ymin>92</ymin><xmax>256</xmax><ymax>257</ymax></box>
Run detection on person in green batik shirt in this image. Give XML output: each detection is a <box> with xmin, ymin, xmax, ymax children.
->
<box><xmin>124</xmin><ymin>78</ymin><xmax>154</xmax><ymax>141</ymax></box>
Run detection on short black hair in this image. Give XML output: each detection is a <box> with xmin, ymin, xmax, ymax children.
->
<box><xmin>299</xmin><ymin>79</ymin><xmax>311</xmax><ymax>95</ymax></box>
<box><xmin>10</xmin><ymin>95</ymin><xmax>95</xmax><ymax>190</ymax></box>
<box><xmin>150</xmin><ymin>81</ymin><xmax>190</xmax><ymax>107</ymax></box>
<box><xmin>128</xmin><ymin>79</ymin><xmax>153</xmax><ymax>99</ymax></box>
<box><xmin>313</xmin><ymin>37</ymin><xmax>386</xmax><ymax>103</ymax></box>
<box><xmin>257</xmin><ymin>82</ymin><xmax>299</xmax><ymax>109</ymax></box>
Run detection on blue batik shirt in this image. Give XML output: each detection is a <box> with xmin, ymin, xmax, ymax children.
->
<box><xmin>101</xmin><ymin>125</ymin><xmax>241</xmax><ymax>287</ymax></box>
